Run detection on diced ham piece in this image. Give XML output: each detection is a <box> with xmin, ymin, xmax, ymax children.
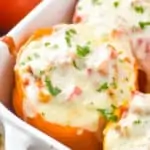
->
<box><xmin>73</xmin><ymin>15</ymin><xmax>82</xmax><ymax>23</ymax></box>
<box><xmin>23</xmin><ymin>78</ymin><xmax>29</xmax><ymax>86</ymax></box>
<box><xmin>68</xmin><ymin>86</ymin><xmax>82</xmax><ymax>100</ymax></box>
<box><xmin>87</xmin><ymin>68</ymin><xmax>93</xmax><ymax>76</ymax></box>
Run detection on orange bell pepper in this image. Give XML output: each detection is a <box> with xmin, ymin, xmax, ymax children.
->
<box><xmin>13</xmin><ymin>28</ymin><xmax>101</xmax><ymax>150</ymax></box>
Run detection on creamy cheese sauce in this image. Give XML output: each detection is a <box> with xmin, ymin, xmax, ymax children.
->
<box><xmin>15</xmin><ymin>24</ymin><xmax>136</xmax><ymax>132</ymax></box>
<box><xmin>74</xmin><ymin>0</ymin><xmax>150</xmax><ymax>91</ymax></box>
<box><xmin>104</xmin><ymin>92</ymin><xmax>150</xmax><ymax>150</ymax></box>
<box><xmin>74</xmin><ymin>0</ymin><xmax>150</xmax><ymax>35</ymax></box>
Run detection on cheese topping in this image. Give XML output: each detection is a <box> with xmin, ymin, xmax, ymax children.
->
<box><xmin>15</xmin><ymin>24</ymin><xmax>136</xmax><ymax>132</ymax></box>
<box><xmin>74</xmin><ymin>0</ymin><xmax>150</xmax><ymax>86</ymax></box>
<box><xmin>104</xmin><ymin>92</ymin><xmax>150</xmax><ymax>150</ymax></box>
<box><xmin>73</xmin><ymin>0</ymin><xmax>150</xmax><ymax>35</ymax></box>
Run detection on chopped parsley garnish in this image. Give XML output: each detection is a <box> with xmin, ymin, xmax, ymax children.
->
<box><xmin>45</xmin><ymin>77</ymin><xmax>61</xmax><ymax>96</ymax></box>
<box><xmin>118</xmin><ymin>51</ymin><xmax>123</xmax><ymax>55</ymax></box>
<box><xmin>120</xmin><ymin>89</ymin><xmax>124</xmax><ymax>93</ymax></box>
<box><xmin>39</xmin><ymin>70</ymin><xmax>45</xmax><ymax>76</ymax></box>
<box><xmin>92</xmin><ymin>0</ymin><xmax>101</xmax><ymax>5</ymax></box>
<box><xmin>111</xmin><ymin>104</ymin><xmax>117</xmax><ymax>110</ymax></box>
<box><xmin>65</xmin><ymin>29</ymin><xmax>77</xmax><ymax>47</ymax></box>
<box><xmin>139</xmin><ymin>21</ymin><xmax>150</xmax><ymax>29</ymax></box>
<box><xmin>76</xmin><ymin>45</ymin><xmax>90</xmax><ymax>57</ymax></box>
<box><xmin>27</xmin><ymin>56</ymin><xmax>32</xmax><ymax>61</ymax></box>
<box><xmin>97</xmin><ymin>105</ymin><xmax>118</xmax><ymax>122</ymax></box>
<box><xmin>52</xmin><ymin>44</ymin><xmax>59</xmax><ymax>49</ymax></box>
<box><xmin>97</xmin><ymin>82</ymin><xmax>109</xmax><ymax>92</ymax></box>
<box><xmin>33</xmin><ymin>53</ymin><xmax>40</xmax><ymax>58</ymax></box>
<box><xmin>113</xmin><ymin>1</ymin><xmax>119</xmax><ymax>8</ymax></box>
<box><xmin>73</xmin><ymin>60</ymin><xmax>80</xmax><ymax>70</ymax></box>
<box><xmin>78</xmin><ymin>6</ymin><xmax>82</xmax><ymax>10</ymax></box>
<box><xmin>111</xmin><ymin>81</ymin><xmax>117</xmax><ymax>89</ymax></box>
<box><xmin>119</xmin><ymin>58</ymin><xmax>124</xmax><ymax>63</ymax></box>
<box><xmin>134</xmin><ymin>119</ymin><xmax>141</xmax><ymax>124</ymax></box>
<box><xmin>21</xmin><ymin>53</ymin><xmax>39</xmax><ymax>66</ymax></box>
<box><xmin>87</xmin><ymin>41</ymin><xmax>92</xmax><ymax>45</ymax></box>
<box><xmin>45</xmin><ymin>42</ymin><xmax>51</xmax><ymax>47</ymax></box>
<box><xmin>125</xmin><ymin>77</ymin><xmax>129</xmax><ymax>81</ymax></box>
<box><xmin>65</xmin><ymin>36</ymin><xmax>71</xmax><ymax>47</ymax></box>
<box><xmin>20</xmin><ymin>62</ymin><xmax>26</xmax><ymax>66</ymax></box>
<box><xmin>134</xmin><ymin>6</ymin><xmax>144</xmax><ymax>14</ymax></box>
<box><xmin>41</xmin><ymin>112</ymin><xmax>45</xmax><ymax>116</ymax></box>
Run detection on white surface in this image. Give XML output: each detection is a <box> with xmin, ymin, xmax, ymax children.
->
<box><xmin>0</xmin><ymin>103</ymin><xmax>70</xmax><ymax>150</ymax></box>
<box><xmin>0</xmin><ymin>41</ymin><xmax>15</xmax><ymax>108</ymax></box>
<box><xmin>7</xmin><ymin>0</ymin><xmax>76</xmax><ymax>49</ymax></box>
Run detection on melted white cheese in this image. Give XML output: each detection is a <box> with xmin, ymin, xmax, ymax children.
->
<box><xmin>15</xmin><ymin>24</ymin><xmax>136</xmax><ymax>132</ymax></box>
<box><xmin>104</xmin><ymin>92</ymin><xmax>150</xmax><ymax>150</ymax></box>
<box><xmin>74</xmin><ymin>0</ymin><xmax>150</xmax><ymax>34</ymax></box>
<box><xmin>74</xmin><ymin>0</ymin><xmax>150</xmax><ymax>89</ymax></box>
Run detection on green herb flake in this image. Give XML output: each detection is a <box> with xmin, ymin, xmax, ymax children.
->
<box><xmin>69</xmin><ymin>29</ymin><xmax>77</xmax><ymax>34</ymax></box>
<box><xmin>134</xmin><ymin>6</ymin><xmax>144</xmax><ymax>14</ymax></box>
<box><xmin>134</xmin><ymin>119</ymin><xmax>141</xmax><ymax>124</ymax></box>
<box><xmin>120</xmin><ymin>89</ymin><xmax>124</xmax><ymax>93</ymax></box>
<box><xmin>20</xmin><ymin>62</ymin><xmax>26</xmax><ymax>66</ymax></box>
<box><xmin>97</xmin><ymin>108</ymin><xmax>118</xmax><ymax>122</ymax></box>
<box><xmin>111</xmin><ymin>81</ymin><xmax>117</xmax><ymax>89</ymax></box>
<box><xmin>27</xmin><ymin>56</ymin><xmax>32</xmax><ymax>61</ymax></box>
<box><xmin>139</xmin><ymin>21</ymin><xmax>150</xmax><ymax>29</ymax></box>
<box><xmin>52</xmin><ymin>44</ymin><xmax>59</xmax><ymax>49</ymax></box>
<box><xmin>73</xmin><ymin>60</ymin><xmax>80</xmax><ymax>70</ymax></box>
<box><xmin>113</xmin><ymin>1</ymin><xmax>119</xmax><ymax>8</ymax></box>
<box><xmin>119</xmin><ymin>59</ymin><xmax>124</xmax><ymax>63</ymax></box>
<box><xmin>118</xmin><ymin>51</ymin><xmax>123</xmax><ymax>55</ymax></box>
<box><xmin>41</xmin><ymin>112</ymin><xmax>45</xmax><ymax>116</ymax></box>
<box><xmin>111</xmin><ymin>104</ymin><xmax>117</xmax><ymax>110</ymax></box>
<box><xmin>39</xmin><ymin>70</ymin><xmax>45</xmax><ymax>75</ymax></box>
<box><xmin>78</xmin><ymin>6</ymin><xmax>82</xmax><ymax>10</ymax></box>
<box><xmin>87</xmin><ymin>41</ymin><xmax>92</xmax><ymax>45</ymax></box>
<box><xmin>97</xmin><ymin>82</ymin><xmax>109</xmax><ymax>92</ymax></box>
<box><xmin>45</xmin><ymin>42</ymin><xmax>51</xmax><ymax>47</ymax></box>
<box><xmin>65</xmin><ymin>36</ymin><xmax>71</xmax><ymax>47</ymax></box>
<box><xmin>125</xmin><ymin>77</ymin><xmax>129</xmax><ymax>81</ymax></box>
<box><xmin>65</xmin><ymin>29</ymin><xmax>77</xmax><ymax>47</ymax></box>
<box><xmin>76</xmin><ymin>45</ymin><xmax>90</xmax><ymax>57</ymax></box>
<box><xmin>34</xmin><ymin>53</ymin><xmax>40</xmax><ymax>58</ymax></box>
<box><xmin>92</xmin><ymin>0</ymin><xmax>101</xmax><ymax>5</ymax></box>
<box><xmin>45</xmin><ymin>77</ymin><xmax>61</xmax><ymax>96</ymax></box>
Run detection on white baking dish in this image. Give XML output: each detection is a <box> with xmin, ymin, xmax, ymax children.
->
<box><xmin>0</xmin><ymin>0</ymin><xmax>76</xmax><ymax>149</ymax></box>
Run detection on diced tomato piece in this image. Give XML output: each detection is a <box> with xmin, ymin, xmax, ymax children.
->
<box><xmin>36</xmin><ymin>79</ymin><xmax>43</xmax><ymax>88</ymax></box>
<box><xmin>73</xmin><ymin>15</ymin><xmax>82</xmax><ymax>23</ymax></box>
<box><xmin>87</xmin><ymin>68</ymin><xmax>93</xmax><ymax>76</ymax></box>
<box><xmin>26</xmin><ymin>66</ymin><xmax>33</xmax><ymax>74</ymax></box>
<box><xmin>111</xmin><ymin>29</ymin><xmax>125</xmax><ymax>38</ymax></box>
<box><xmin>23</xmin><ymin>78</ymin><xmax>30</xmax><ymax>86</ymax></box>
<box><xmin>74</xmin><ymin>86</ymin><xmax>82</xmax><ymax>95</ymax></box>
<box><xmin>98</xmin><ymin>61</ymin><xmax>109</xmax><ymax>76</ymax></box>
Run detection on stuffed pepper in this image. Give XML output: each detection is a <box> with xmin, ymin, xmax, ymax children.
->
<box><xmin>73</xmin><ymin>0</ymin><xmax>150</xmax><ymax>92</ymax></box>
<box><xmin>73</xmin><ymin>0</ymin><xmax>150</xmax><ymax>34</ymax></box>
<box><xmin>13</xmin><ymin>24</ymin><xmax>137</xmax><ymax>150</ymax></box>
<box><xmin>104</xmin><ymin>92</ymin><xmax>150</xmax><ymax>150</ymax></box>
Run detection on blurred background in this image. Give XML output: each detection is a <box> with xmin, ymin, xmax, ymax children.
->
<box><xmin>0</xmin><ymin>0</ymin><xmax>41</xmax><ymax>36</ymax></box>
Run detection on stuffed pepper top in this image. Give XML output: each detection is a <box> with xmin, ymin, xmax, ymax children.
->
<box><xmin>73</xmin><ymin>0</ymin><xmax>150</xmax><ymax>93</ymax></box>
<box><xmin>13</xmin><ymin>24</ymin><xmax>137</xmax><ymax>150</ymax></box>
<box><xmin>73</xmin><ymin>0</ymin><xmax>150</xmax><ymax>35</ymax></box>
<box><xmin>104</xmin><ymin>92</ymin><xmax>150</xmax><ymax>150</ymax></box>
